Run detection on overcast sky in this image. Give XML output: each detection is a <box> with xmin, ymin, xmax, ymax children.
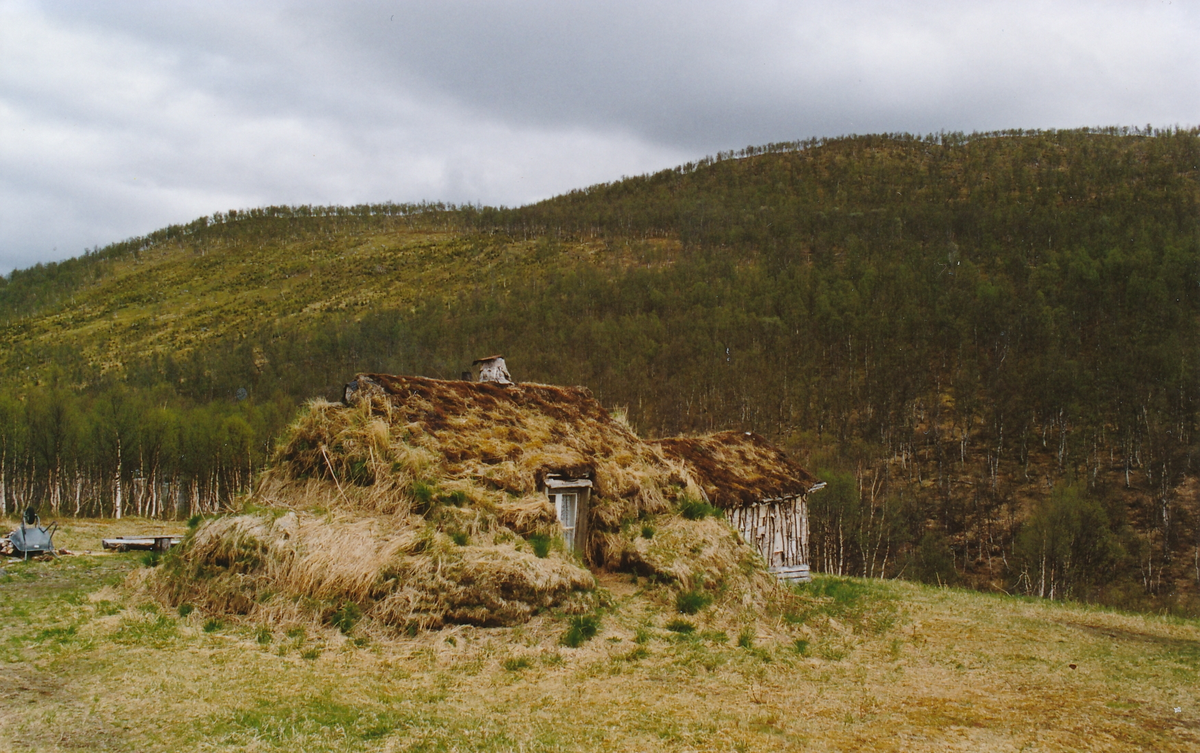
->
<box><xmin>2</xmin><ymin>0</ymin><xmax>1197</xmax><ymax>274</ymax></box>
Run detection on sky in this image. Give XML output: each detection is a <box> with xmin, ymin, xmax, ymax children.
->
<box><xmin>2</xmin><ymin>0</ymin><xmax>1197</xmax><ymax>274</ymax></box>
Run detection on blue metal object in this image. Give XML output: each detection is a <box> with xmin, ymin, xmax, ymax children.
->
<box><xmin>8</xmin><ymin>511</ymin><xmax>57</xmax><ymax>559</ymax></box>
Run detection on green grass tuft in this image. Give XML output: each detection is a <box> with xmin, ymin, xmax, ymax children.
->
<box><xmin>623</xmin><ymin>646</ymin><xmax>650</xmax><ymax>661</ymax></box>
<box><xmin>501</xmin><ymin>656</ymin><xmax>533</xmax><ymax>671</ymax></box>
<box><xmin>329</xmin><ymin>602</ymin><xmax>361</xmax><ymax>634</ymax></box>
<box><xmin>528</xmin><ymin>533</ymin><xmax>551</xmax><ymax>559</ymax></box>
<box><xmin>737</xmin><ymin>626</ymin><xmax>755</xmax><ymax>649</ymax></box>
<box><xmin>678</xmin><ymin>496</ymin><xmax>722</xmax><ymax>520</ymax></box>
<box><xmin>560</xmin><ymin>614</ymin><xmax>601</xmax><ymax>648</ymax></box>
<box><xmin>675</xmin><ymin>589</ymin><xmax>713</xmax><ymax>615</ymax></box>
<box><xmin>411</xmin><ymin>481</ymin><xmax>437</xmax><ymax>514</ymax></box>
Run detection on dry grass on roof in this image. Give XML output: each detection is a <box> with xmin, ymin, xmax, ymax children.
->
<box><xmin>653</xmin><ymin>430</ymin><xmax>817</xmax><ymax>508</ymax></box>
<box><xmin>323</xmin><ymin>374</ymin><xmax>682</xmax><ymax>521</ymax></box>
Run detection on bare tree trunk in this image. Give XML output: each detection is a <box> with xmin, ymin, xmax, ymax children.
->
<box><xmin>114</xmin><ymin>435</ymin><xmax>123</xmax><ymax>520</ymax></box>
<box><xmin>0</xmin><ymin>444</ymin><xmax>6</xmax><ymax>518</ymax></box>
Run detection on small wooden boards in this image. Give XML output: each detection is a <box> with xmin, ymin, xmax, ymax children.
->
<box><xmin>768</xmin><ymin>564</ymin><xmax>812</xmax><ymax>584</ymax></box>
<box><xmin>102</xmin><ymin>535</ymin><xmax>183</xmax><ymax>552</ymax></box>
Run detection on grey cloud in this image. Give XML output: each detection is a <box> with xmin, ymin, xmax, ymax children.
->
<box><xmin>2</xmin><ymin>0</ymin><xmax>1197</xmax><ymax>272</ymax></box>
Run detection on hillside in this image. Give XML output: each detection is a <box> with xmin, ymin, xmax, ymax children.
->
<box><xmin>3</xmin><ymin>527</ymin><xmax>1199</xmax><ymax>751</ymax></box>
<box><xmin>0</xmin><ymin>127</ymin><xmax>1198</xmax><ymax>613</ymax></box>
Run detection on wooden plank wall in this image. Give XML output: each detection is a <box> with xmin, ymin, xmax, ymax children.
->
<box><xmin>726</xmin><ymin>496</ymin><xmax>809</xmax><ymax>568</ymax></box>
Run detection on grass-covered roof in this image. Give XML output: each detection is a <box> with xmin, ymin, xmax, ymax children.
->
<box><xmin>653</xmin><ymin>431</ymin><xmax>817</xmax><ymax>508</ymax></box>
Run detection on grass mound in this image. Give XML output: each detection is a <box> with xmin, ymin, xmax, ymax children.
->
<box><xmin>152</xmin><ymin>510</ymin><xmax>595</xmax><ymax>632</ymax></box>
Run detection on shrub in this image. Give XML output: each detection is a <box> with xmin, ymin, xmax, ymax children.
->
<box><xmin>910</xmin><ymin>531</ymin><xmax>960</xmax><ymax>586</ymax></box>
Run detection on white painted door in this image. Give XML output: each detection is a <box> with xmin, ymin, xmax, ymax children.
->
<box><xmin>554</xmin><ymin>493</ymin><xmax>578</xmax><ymax>550</ymax></box>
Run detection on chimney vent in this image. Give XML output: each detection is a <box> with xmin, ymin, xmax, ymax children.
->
<box><xmin>472</xmin><ymin>355</ymin><xmax>512</xmax><ymax>385</ymax></box>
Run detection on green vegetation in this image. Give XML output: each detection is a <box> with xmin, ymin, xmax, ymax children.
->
<box><xmin>0</xmin><ymin>127</ymin><xmax>1197</xmax><ymax>614</ymax></box>
<box><xmin>675</xmin><ymin>589</ymin><xmax>713</xmax><ymax>615</ymax></box>
<box><xmin>677</xmin><ymin>497</ymin><xmax>722</xmax><ymax>521</ymax></box>
<box><xmin>502</xmin><ymin>656</ymin><xmax>534</xmax><ymax>671</ymax></box>
<box><xmin>561</xmin><ymin>614</ymin><xmax>602</xmax><ymax>647</ymax></box>
<box><xmin>11</xmin><ymin>540</ymin><xmax>1195</xmax><ymax>751</ymax></box>
<box><xmin>528</xmin><ymin>533</ymin><xmax>552</xmax><ymax>559</ymax></box>
<box><xmin>329</xmin><ymin>602</ymin><xmax>362</xmax><ymax>634</ymax></box>
<box><xmin>736</xmin><ymin>626</ymin><xmax>756</xmax><ymax>649</ymax></box>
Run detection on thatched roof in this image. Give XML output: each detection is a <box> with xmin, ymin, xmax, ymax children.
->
<box><xmin>652</xmin><ymin>431</ymin><xmax>817</xmax><ymax>509</ymax></box>
<box><xmin>339</xmin><ymin>373</ymin><xmax>674</xmax><ymax>504</ymax></box>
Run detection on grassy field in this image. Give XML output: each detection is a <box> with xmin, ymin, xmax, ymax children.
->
<box><xmin>2</xmin><ymin>518</ymin><xmax>1198</xmax><ymax>752</ymax></box>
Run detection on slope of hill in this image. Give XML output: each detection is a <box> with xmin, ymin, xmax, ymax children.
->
<box><xmin>0</xmin><ymin>127</ymin><xmax>1197</xmax><ymax>614</ymax></box>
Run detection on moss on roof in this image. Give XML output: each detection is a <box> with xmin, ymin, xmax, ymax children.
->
<box><xmin>652</xmin><ymin>431</ymin><xmax>817</xmax><ymax>508</ymax></box>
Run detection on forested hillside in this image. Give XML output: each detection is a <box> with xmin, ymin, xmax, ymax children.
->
<box><xmin>1</xmin><ymin>127</ymin><xmax>1197</xmax><ymax>613</ymax></box>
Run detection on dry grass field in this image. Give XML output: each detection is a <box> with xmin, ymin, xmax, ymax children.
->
<box><xmin>2</xmin><ymin>517</ymin><xmax>1198</xmax><ymax>752</ymax></box>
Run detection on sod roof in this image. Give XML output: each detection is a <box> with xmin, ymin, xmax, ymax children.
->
<box><xmin>652</xmin><ymin>431</ymin><xmax>817</xmax><ymax>509</ymax></box>
<box><xmin>340</xmin><ymin>373</ymin><xmax>670</xmax><ymax>500</ymax></box>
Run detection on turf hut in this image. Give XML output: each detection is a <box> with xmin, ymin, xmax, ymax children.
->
<box><xmin>154</xmin><ymin>371</ymin><xmax>799</xmax><ymax>635</ymax></box>
<box><xmin>153</xmin><ymin>373</ymin><xmax>702</xmax><ymax>632</ymax></box>
<box><xmin>653</xmin><ymin>431</ymin><xmax>821</xmax><ymax>583</ymax></box>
